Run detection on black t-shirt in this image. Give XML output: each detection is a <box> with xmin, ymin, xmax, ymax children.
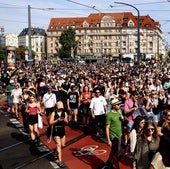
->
<box><xmin>67</xmin><ymin>91</ymin><xmax>79</xmax><ymax>108</ymax></box>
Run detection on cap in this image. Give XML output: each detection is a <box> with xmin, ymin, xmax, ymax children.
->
<box><xmin>48</xmin><ymin>86</ymin><xmax>52</xmax><ymax>90</ymax></box>
<box><xmin>111</xmin><ymin>98</ymin><xmax>121</xmax><ymax>106</ymax></box>
<box><xmin>10</xmin><ymin>79</ymin><xmax>14</xmax><ymax>84</ymax></box>
<box><xmin>56</xmin><ymin>101</ymin><xmax>64</xmax><ymax>109</ymax></box>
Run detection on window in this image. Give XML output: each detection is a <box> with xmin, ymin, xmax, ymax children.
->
<box><xmin>122</xmin><ymin>41</ymin><xmax>126</xmax><ymax>47</ymax></box>
<box><xmin>149</xmin><ymin>41</ymin><xmax>153</xmax><ymax>47</ymax></box>
<box><xmin>115</xmin><ymin>41</ymin><xmax>119</xmax><ymax>46</ymax></box>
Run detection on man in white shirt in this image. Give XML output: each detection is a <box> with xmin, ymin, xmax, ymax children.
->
<box><xmin>42</xmin><ymin>86</ymin><xmax>56</xmax><ymax>120</ymax></box>
<box><xmin>90</xmin><ymin>88</ymin><xmax>107</xmax><ymax>137</ymax></box>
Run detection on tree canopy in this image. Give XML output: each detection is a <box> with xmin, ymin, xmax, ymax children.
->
<box><xmin>59</xmin><ymin>27</ymin><xmax>77</xmax><ymax>59</ymax></box>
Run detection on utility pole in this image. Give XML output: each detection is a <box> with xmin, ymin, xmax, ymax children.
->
<box><xmin>28</xmin><ymin>5</ymin><xmax>32</xmax><ymax>60</ymax></box>
<box><xmin>114</xmin><ymin>2</ymin><xmax>140</xmax><ymax>65</ymax></box>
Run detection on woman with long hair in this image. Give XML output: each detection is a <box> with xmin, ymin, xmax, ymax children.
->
<box><xmin>80</xmin><ymin>85</ymin><xmax>92</xmax><ymax>126</ymax></box>
<box><xmin>26</xmin><ymin>94</ymin><xmax>41</xmax><ymax>146</ymax></box>
<box><xmin>150</xmin><ymin>109</ymin><xmax>170</xmax><ymax>169</ymax></box>
<box><xmin>130</xmin><ymin>115</ymin><xmax>146</xmax><ymax>155</ymax></box>
<box><xmin>133</xmin><ymin>120</ymin><xmax>160</xmax><ymax>169</ymax></box>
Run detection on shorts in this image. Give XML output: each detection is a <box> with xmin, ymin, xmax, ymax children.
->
<box><xmin>151</xmin><ymin>152</ymin><xmax>170</xmax><ymax>169</ymax></box>
<box><xmin>45</xmin><ymin>107</ymin><xmax>54</xmax><ymax>116</ymax></box>
<box><xmin>80</xmin><ymin>103</ymin><xmax>90</xmax><ymax>117</ymax></box>
<box><xmin>52</xmin><ymin>126</ymin><xmax>65</xmax><ymax>138</ymax></box>
<box><xmin>94</xmin><ymin>114</ymin><xmax>106</xmax><ymax>129</ymax></box>
<box><xmin>28</xmin><ymin>114</ymin><xmax>38</xmax><ymax>125</ymax></box>
<box><xmin>126</xmin><ymin>121</ymin><xmax>134</xmax><ymax>133</ymax></box>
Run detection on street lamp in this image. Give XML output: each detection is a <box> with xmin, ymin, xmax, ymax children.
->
<box><xmin>113</xmin><ymin>2</ymin><xmax>140</xmax><ymax>65</ymax></box>
<box><xmin>28</xmin><ymin>5</ymin><xmax>32</xmax><ymax>60</ymax></box>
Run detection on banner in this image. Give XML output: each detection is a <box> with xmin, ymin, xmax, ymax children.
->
<box><xmin>7</xmin><ymin>50</ymin><xmax>15</xmax><ymax>69</ymax></box>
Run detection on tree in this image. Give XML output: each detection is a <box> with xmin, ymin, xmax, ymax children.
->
<box><xmin>16</xmin><ymin>46</ymin><xmax>27</xmax><ymax>60</ymax></box>
<box><xmin>168</xmin><ymin>50</ymin><xmax>170</xmax><ymax>58</ymax></box>
<box><xmin>59</xmin><ymin>27</ymin><xmax>76</xmax><ymax>59</ymax></box>
<box><xmin>0</xmin><ymin>46</ymin><xmax>6</xmax><ymax>60</ymax></box>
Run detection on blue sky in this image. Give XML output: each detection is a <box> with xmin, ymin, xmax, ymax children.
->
<box><xmin>0</xmin><ymin>0</ymin><xmax>170</xmax><ymax>45</ymax></box>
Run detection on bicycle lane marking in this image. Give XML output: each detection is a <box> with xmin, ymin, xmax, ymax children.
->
<box><xmin>62</xmin><ymin>135</ymin><xmax>132</xmax><ymax>169</ymax></box>
<box><xmin>73</xmin><ymin>145</ymin><xmax>107</xmax><ymax>156</ymax></box>
<box><xmin>62</xmin><ymin>135</ymin><xmax>110</xmax><ymax>169</ymax></box>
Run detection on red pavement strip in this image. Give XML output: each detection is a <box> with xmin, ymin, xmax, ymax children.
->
<box><xmin>0</xmin><ymin>100</ymin><xmax>132</xmax><ymax>169</ymax></box>
<box><xmin>62</xmin><ymin>135</ymin><xmax>132</xmax><ymax>169</ymax></box>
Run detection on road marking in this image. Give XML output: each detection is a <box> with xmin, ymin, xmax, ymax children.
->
<box><xmin>73</xmin><ymin>145</ymin><xmax>107</xmax><ymax>156</ymax></box>
<box><xmin>49</xmin><ymin>161</ymin><xmax>60</xmax><ymax>168</ymax></box>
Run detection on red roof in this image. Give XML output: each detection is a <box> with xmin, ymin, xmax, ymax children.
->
<box><xmin>48</xmin><ymin>12</ymin><xmax>160</xmax><ymax>30</ymax></box>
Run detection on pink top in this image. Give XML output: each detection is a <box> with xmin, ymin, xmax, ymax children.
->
<box><xmin>124</xmin><ymin>98</ymin><xmax>138</xmax><ymax>121</ymax></box>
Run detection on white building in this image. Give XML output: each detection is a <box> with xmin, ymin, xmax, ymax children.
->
<box><xmin>18</xmin><ymin>28</ymin><xmax>47</xmax><ymax>60</ymax></box>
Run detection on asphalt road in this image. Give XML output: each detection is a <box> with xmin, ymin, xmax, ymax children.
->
<box><xmin>0</xmin><ymin>99</ymin><xmax>132</xmax><ymax>169</ymax></box>
<box><xmin>0</xmin><ymin>107</ymin><xmax>60</xmax><ymax>169</ymax></box>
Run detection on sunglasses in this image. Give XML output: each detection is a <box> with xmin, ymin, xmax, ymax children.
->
<box><xmin>140</xmin><ymin>121</ymin><xmax>145</xmax><ymax>124</ymax></box>
<box><xmin>167</xmin><ymin>114</ymin><xmax>170</xmax><ymax>117</ymax></box>
<box><xmin>147</xmin><ymin>128</ymin><xmax>154</xmax><ymax>132</ymax></box>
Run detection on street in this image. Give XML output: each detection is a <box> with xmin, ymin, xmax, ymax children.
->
<box><xmin>0</xmin><ymin>99</ymin><xmax>132</xmax><ymax>169</ymax></box>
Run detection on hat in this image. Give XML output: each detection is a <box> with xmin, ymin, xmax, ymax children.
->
<box><xmin>48</xmin><ymin>86</ymin><xmax>52</xmax><ymax>90</ymax></box>
<box><xmin>111</xmin><ymin>98</ymin><xmax>121</xmax><ymax>106</ymax></box>
<box><xmin>10</xmin><ymin>79</ymin><xmax>14</xmax><ymax>84</ymax></box>
<box><xmin>56</xmin><ymin>101</ymin><xmax>64</xmax><ymax>109</ymax></box>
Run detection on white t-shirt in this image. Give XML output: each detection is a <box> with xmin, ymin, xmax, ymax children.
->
<box><xmin>43</xmin><ymin>92</ymin><xmax>56</xmax><ymax>108</ymax></box>
<box><xmin>11</xmin><ymin>88</ymin><xmax>22</xmax><ymax>104</ymax></box>
<box><xmin>89</xmin><ymin>95</ymin><xmax>107</xmax><ymax>116</ymax></box>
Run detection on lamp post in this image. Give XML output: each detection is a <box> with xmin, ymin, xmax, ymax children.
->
<box><xmin>114</xmin><ymin>2</ymin><xmax>140</xmax><ymax>65</ymax></box>
<box><xmin>28</xmin><ymin>5</ymin><xmax>32</xmax><ymax>61</ymax></box>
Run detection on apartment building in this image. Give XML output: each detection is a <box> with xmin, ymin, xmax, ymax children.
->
<box><xmin>47</xmin><ymin>12</ymin><xmax>166</xmax><ymax>61</ymax></box>
<box><xmin>18</xmin><ymin>28</ymin><xmax>47</xmax><ymax>60</ymax></box>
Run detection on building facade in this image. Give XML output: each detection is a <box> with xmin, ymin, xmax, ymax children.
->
<box><xmin>18</xmin><ymin>28</ymin><xmax>47</xmax><ymax>61</ymax></box>
<box><xmin>47</xmin><ymin>12</ymin><xmax>166</xmax><ymax>61</ymax></box>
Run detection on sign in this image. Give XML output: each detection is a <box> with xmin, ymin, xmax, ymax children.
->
<box><xmin>7</xmin><ymin>46</ymin><xmax>16</xmax><ymax>69</ymax></box>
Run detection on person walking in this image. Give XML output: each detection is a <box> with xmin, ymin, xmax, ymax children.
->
<box><xmin>49</xmin><ymin>101</ymin><xmax>68</xmax><ymax>168</ymax></box>
<box><xmin>26</xmin><ymin>94</ymin><xmax>41</xmax><ymax>146</ymax></box>
<box><xmin>90</xmin><ymin>88</ymin><xmax>107</xmax><ymax>137</ymax></box>
<box><xmin>67</xmin><ymin>85</ymin><xmax>80</xmax><ymax>125</ymax></box>
<box><xmin>42</xmin><ymin>86</ymin><xmax>56</xmax><ymax>122</ymax></box>
<box><xmin>80</xmin><ymin>85</ymin><xmax>92</xmax><ymax>126</ymax></box>
<box><xmin>19</xmin><ymin>88</ymin><xmax>30</xmax><ymax>133</ymax></box>
<box><xmin>130</xmin><ymin>116</ymin><xmax>146</xmax><ymax>156</ymax></box>
<box><xmin>105</xmin><ymin>98</ymin><xmax>124</xmax><ymax>169</ymax></box>
<box><xmin>11</xmin><ymin>83</ymin><xmax>22</xmax><ymax>118</ymax></box>
<box><xmin>150</xmin><ymin>109</ymin><xmax>170</xmax><ymax>169</ymax></box>
<box><xmin>4</xmin><ymin>79</ymin><xmax>15</xmax><ymax>112</ymax></box>
<box><xmin>133</xmin><ymin>120</ymin><xmax>160</xmax><ymax>169</ymax></box>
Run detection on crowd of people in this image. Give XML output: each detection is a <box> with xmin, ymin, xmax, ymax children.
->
<box><xmin>0</xmin><ymin>59</ymin><xmax>170</xmax><ymax>169</ymax></box>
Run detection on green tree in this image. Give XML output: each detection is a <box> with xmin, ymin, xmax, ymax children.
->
<box><xmin>59</xmin><ymin>27</ymin><xmax>77</xmax><ymax>59</ymax></box>
<box><xmin>168</xmin><ymin>50</ymin><xmax>170</xmax><ymax>58</ymax></box>
<box><xmin>16</xmin><ymin>46</ymin><xmax>27</xmax><ymax>60</ymax></box>
<box><xmin>0</xmin><ymin>46</ymin><xmax>7</xmax><ymax>60</ymax></box>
